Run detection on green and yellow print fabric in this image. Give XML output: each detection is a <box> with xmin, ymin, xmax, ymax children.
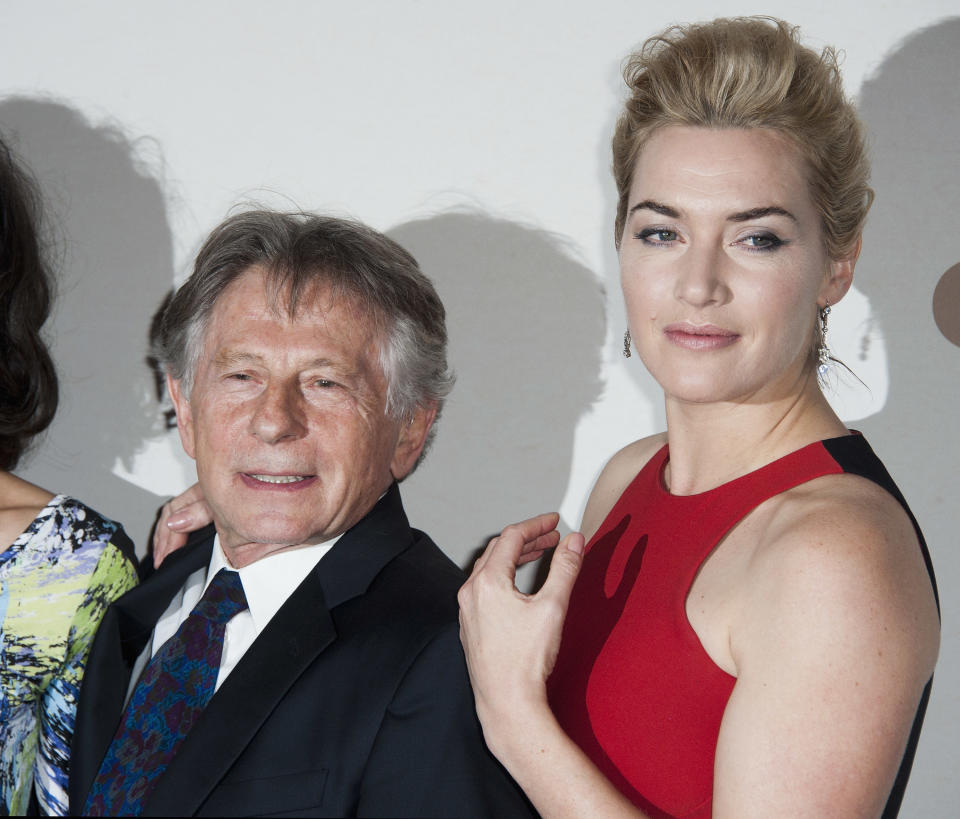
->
<box><xmin>0</xmin><ymin>496</ymin><xmax>137</xmax><ymax>815</ymax></box>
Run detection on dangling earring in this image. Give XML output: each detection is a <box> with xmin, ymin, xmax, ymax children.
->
<box><xmin>622</xmin><ymin>329</ymin><xmax>632</xmax><ymax>358</ymax></box>
<box><xmin>817</xmin><ymin>302</ymin><xmax>832</xmax><ymax>377</ymax></box>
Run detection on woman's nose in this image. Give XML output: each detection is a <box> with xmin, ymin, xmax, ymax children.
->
<box><xmin>673</xmin><ymin>244</ymin><xmax>731</xmax><ymax>308</ymax></box>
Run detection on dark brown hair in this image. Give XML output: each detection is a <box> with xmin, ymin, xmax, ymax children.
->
<box><xmin>0</xmin><ymin>134</ymin><xmax>58</xmax><ymax>470</ymax></box>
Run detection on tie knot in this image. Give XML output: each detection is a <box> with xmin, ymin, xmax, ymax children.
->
<box><xmin>194</xmin><ymin>568</ymin><xmax>248</xmax><ymax>623</ymax></box>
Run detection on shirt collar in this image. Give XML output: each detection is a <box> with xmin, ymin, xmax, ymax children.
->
<box><xmin>205</xmin><ymin>533</ymin><xmax>341</xmax><ymax>635</ymax></box>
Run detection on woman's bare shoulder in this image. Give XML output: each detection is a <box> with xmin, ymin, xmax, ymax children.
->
<box><xmin>739</xmin><ymin>471</ymin><xmax>939</xmax><ymax>681</ymax></box>
<box><xmin>760</xmin><ymin>472</ymin><xmax>933</xmax><ymax>590</ymax></box>
<box><xmin>0</xmin><ymin>471</ymin><xmax>56</xmax><ymax>548</ymax></box>
<box><xmin>580</xmin><ymin>433</ymin><xmax>667</xmax><ymax>541</ymax></box>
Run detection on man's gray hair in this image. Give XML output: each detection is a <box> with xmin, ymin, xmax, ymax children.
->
<box><xmin>153</xmin><ymin>210</ymin><xmax>454</xmax><ymax>460</ymax></box>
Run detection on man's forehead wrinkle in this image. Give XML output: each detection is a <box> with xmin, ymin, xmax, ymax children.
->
<box><xmin>213</xmin><ymin>344</ymin><xmax>353</xmax><ymax>373</ymax></box>
<box><xmin>213</xmin><ymin>349</ymin><xmax>265</xmax><ymax>368</ymax></box>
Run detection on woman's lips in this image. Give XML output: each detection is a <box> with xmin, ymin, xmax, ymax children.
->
<box><xmin>663</xmin><ymin>323</ymin><xmax>740</xmax><ymax>350</ymax></box>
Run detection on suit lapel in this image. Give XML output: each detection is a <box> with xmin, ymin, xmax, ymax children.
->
<box><xmin>70</xmin><ymin>528</ymin><xmax>215</xmax><ymax>813</ymax></box>
<box><xmin>143</xmin><ymin>484</ymin><xmax>414</xmax><ymax>816</ymax></box>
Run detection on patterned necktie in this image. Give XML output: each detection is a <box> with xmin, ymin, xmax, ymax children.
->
<box><xmin>84</xmin><ymin>568</ymin><xmax>248</xmax><ymax>816</ymax></box>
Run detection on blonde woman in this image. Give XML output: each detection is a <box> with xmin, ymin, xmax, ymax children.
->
<box><xmin>458</xmin><ymin>18</ymin><xmax>940</xmax><ymax>819</ymax></box>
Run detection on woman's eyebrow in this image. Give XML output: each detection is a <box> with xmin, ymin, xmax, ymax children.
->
<box><xmin>628</xmin><ymin>199</ymin><xmax>680</xmax><ymax>218</ymax></box>
<box><xmin>627</xmin><ymin>201</ymin><xmax>798</xmax><ymax>222</ymax></box>
<box><xmin>728</xmin><ymin>205</ymin><xmax>797</xmax><ymax>222</ymax></box>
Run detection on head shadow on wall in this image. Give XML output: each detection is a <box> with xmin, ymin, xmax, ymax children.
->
<box><xmin>0</xmin><ymin>97</ymin><xmax>174</xmax><ymax>549</ymax></box>
<box><xmin>594</xmin><ymin>56</ymin><xmax>667</xmax><ymax>426</ymax></box>
<box><xmin>854</xmin><ymin>18</ymin><xmax>960</xmax><ymax>545</ymax></box>
<box><xmin>390</xmin><ymin>211</ymin><xmax>606</xmax><ymax>575</ymax></box>
<box><xmin>853</xmin><ymin>18</ymin><xmax>960</xmax><ymax>812</ymax></box>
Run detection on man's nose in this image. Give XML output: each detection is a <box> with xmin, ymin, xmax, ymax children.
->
<box><xmin>249</xmin><ymin>381</ymin><xmax>308</xmax><ymax>443</ymax></box>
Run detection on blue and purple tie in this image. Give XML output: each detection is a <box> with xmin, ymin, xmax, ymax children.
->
<box><xmin>85</xmin><ymin>568</ymin><xmax>248</xmax><ymax>816</ymax></box>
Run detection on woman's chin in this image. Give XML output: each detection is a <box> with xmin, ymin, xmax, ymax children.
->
<box><xmin>657</xmin><ymin>374</ymin><xmax>742</xmax><ymax>406</ymax></box>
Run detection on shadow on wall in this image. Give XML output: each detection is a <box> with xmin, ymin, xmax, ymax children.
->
<box><xmin>595</xmin><ymin>55</ymin><xmax>667</xmax><ymax>431</ymax></box>
<box><xmin>389</xmin><ymin>212</ymin><xmax>606</xmax><ymax>577</ymax></box>
<box><xmin>1</xmin><ymin>97</ymin><xmax>174</xmax><ymax>551</ymax></box>
<box><xmin>854</xmin><ymin>18</ymin><xmax>960</xmax><ymax>814</ymax></box>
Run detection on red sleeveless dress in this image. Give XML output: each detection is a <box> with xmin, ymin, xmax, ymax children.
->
<box><xmin>546</xmin><ymin>434</ymin><xmax>937</xmax><ymax>818</ymax></box>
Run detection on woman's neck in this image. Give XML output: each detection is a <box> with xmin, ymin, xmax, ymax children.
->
<box><xmin>662</xmin><ymin>377</ymin><xmax>848</xmax><ymax>495</ymax></box>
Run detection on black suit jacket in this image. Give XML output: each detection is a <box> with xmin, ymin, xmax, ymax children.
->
<box><xmin>69</xmin><ymin>484</ymin><xmax>533</xmax><ymax>817</ymax></box>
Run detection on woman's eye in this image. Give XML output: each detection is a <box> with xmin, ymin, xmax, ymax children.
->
<box><xmin>226</xmin><ymin>373</ymin><xmax>252</xmax><ymax>381</ymax></box>
<box><xmin>636</xmin><ymin>227</ymin><xmax>679</xmax><ymax>244</ymax></box>
<box><xmin>314</xmin><ymin>378</ymin><xmax>335</xmax><ymax>388</ymax></box>
<box><xmin>740</xmin><ymin>233</ymin><xmax>784</xmax><ymax>251</ymax></box>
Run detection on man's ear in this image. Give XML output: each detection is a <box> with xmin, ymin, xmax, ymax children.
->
<box><xmin>390</xmin><ymin>402</ymin><xmax>438</xmax><ymax>481</ymax></box>
<box><xmin>821</xmin><ymin>236</ymin><xmax>861</xmax><ymax>307</ymax></box>
<box><xmin>166</xmin><ymin>372</ymin><xmax>197</xmax><ymax>460</ymax></box>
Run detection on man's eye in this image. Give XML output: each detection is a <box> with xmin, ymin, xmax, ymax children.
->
<box><xmin>314</xmin><ymin>379</ymin><xmax>335</xmax><ymax>388</ymax></box>
<box><xmin>227</xmin><ymin>373</ymin><xmax>252</xmax><ymax>381</ymax></box>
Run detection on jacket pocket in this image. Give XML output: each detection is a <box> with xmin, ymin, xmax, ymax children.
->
<box><xmin>198</xmin><ymin>768</ymin><xmax>329</xmax><ymax>817</ymax></box>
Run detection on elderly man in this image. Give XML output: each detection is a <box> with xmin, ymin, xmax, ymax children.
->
<box><xmin>69</xmin><ymin>211</ymin><xmax>532</xmax><ymax>817</ymax></box>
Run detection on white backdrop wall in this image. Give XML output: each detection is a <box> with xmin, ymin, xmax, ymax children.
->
<box><xmin>3</xmin><ymin>1</ymin><xmax>957</xmax><ymax>814</ymax></box>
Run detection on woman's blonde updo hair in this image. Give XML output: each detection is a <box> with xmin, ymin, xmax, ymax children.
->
<box><xmin>612</xmin><ymin>17</ymin><xmax>872</xmax><ymax>260</ymax></box>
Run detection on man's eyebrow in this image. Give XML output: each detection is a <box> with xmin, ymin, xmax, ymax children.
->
<box><xmin>213</xmin><ymin>350</ymin><xmax>265</xmax><ymax>367</ymax></box>
<box><xmin>213</xmin><ymin>350</ymin><xmax>347</xmax><ymax>373</ymax></box>
<box><xmin>628</xmin><ymin>199</ymin><xmax>680</xmax><ymax>219</ymax></box>
<box><xmin>728</xmin><ymin>206</ymin><xmax>797</xmax><ymax>223</ymax></box>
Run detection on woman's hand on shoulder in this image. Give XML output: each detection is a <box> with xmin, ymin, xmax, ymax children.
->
<box><xmin>580</xmin><ymin>433</ymin><xmax>666</xmax><ymax>541</ymax></box>
<box><xmin>458</xmin><ymin>514</ymin><xmax>585</xmax><ymax>747</ymax></box>
<box><xmin>714</xmin><ymin>475</ymin><xmax>940</xmax><ymax>817</ymax></box>
<box><xmin>152</xmin><ymin>483</ymin><xmax>213</xmax><ymax>568</ymax></box>
<box><xmin>458</xmin><ymin>515</ymin><xmax>648</xmax><ymax>817</ymax></box>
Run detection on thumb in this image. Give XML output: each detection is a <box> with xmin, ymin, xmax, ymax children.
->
<box><xmin>541</xmin><ymin>532</ymin><xmax>585</xmax><ymax>606</ymax></box>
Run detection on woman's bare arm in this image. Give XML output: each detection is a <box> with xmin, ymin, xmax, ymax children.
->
<box><xmin>712</xmin><ymin>476</ymin><xmax>939</xmax><ymax>817</ymax></box>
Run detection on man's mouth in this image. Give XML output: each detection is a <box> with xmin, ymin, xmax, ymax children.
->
<box><xmin>248</xmin><ymin>474</ymin><xmax>311</xmax><ymax>485</ymax></box>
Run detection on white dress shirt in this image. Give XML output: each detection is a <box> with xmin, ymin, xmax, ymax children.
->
<box><xmin>148</xmin><ymin>534</ymin><xmax>339</xmax><ymax>691</ymax></box>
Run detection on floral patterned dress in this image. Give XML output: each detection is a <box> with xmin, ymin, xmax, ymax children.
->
<box><xmin>0</xmin><ymin>496</ymin><xmax>137</xmax><ymax>815</ymax></box>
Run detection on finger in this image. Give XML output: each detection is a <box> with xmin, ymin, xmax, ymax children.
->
<box><xmin>152</xmin><ymin>485</ymin><xmax>214</xmax><ymax>569</ymax></box>
<box><xmin>153</xmin><ymin>528</ymin><xmax>189</xmax><ymax>569</ymax></box>
<box><xmin>511</xmin><ymin>526</ymin><xmax>569</xmax><ymax>567</ymax></box>
<box><xmin>516</xmin><ymin>548</ymin><xmax>548</xmax><ymax>566</ymax></box>
<box><xmin>470</xmin><ymin>536</ymin><xmax>499</xmax><ymax>576</ymax></box>
<box><xmin>538</xmin><ymin>531</ymin><xmax>585</xmax><ymax>608</ymax></box>
<box><xmin>483</xmin><ymin>513</ymin><xmax>561</xmax><ymax>571</ymax></box>
<box><xmin>471</xmin><ymin>513</ymin><xmax>561</xmax><ymax>575</ymax></box>
<box><xmin>166</xmin><ymin>498</ymin><xmax>212</xmax><ymax>531</ymax></box>
<box><xmin>153</xmin><ymin>499</ymin><xmax>177</xmax><ymax>565</ymax></box>
<box><xmin>169</xmin><ymin>481</ymin><xmax>205</xmax><ymax>510</ymax></box>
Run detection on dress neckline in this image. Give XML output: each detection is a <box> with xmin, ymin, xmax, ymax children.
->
<box><xmin>0</xmin><ymin>494</ymin><xmax>68</xmax><ymax>560</ymax></box>
<box><xmin>654</xmin><ymin>432</ymin><xmax>859</xmax><ymax>499</ymax></box>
